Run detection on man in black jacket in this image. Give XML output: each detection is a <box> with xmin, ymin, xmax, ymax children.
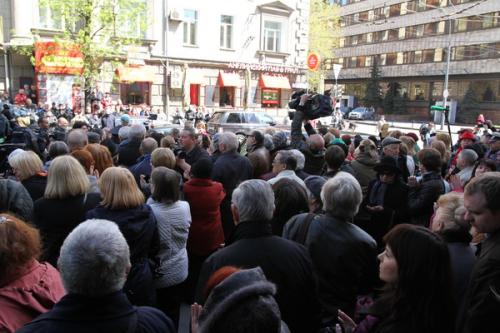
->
<box><xmin>196</xmin><ymin>179</ymin><xmax>321</xmax><ymax>333</ymax></box>
<box><xmin>17</xmin><ymin>219</ymin><xmax>174</xmax><ymax>333</ymax></box>
<box><xmin>459</xmin><ymin>173</ymin><xmax>500</xmax><ymax>333</ymax></box>
<box><xmin>118</xmin><ymin>124</ymin><xmax>146</xmax><ymax>167</ymax></box>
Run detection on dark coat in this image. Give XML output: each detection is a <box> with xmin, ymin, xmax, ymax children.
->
<box><xmin>361</xmin><ymin>178</ymin><xmax>409</xmax><ymax>248</ymax></box>
<box><xmin>185</xmin><ymin>145</ymin><xmax>209</xmax><ymax>167</ymax></box>
<box><xmin>118</xmin><ymin>138</ymin><xmax>142</xmax><ymax>167</ymax></box>
<box><xmin>196</xmin><ymin>221</ymin><xmax>321</xmax><ymax>333</ymax></box>
<box><xmin>302</xmin><ymin>148</ymin><xmax>326</xmax><ymax>175</ymax></box>
<box><xmin>129</xmin><ymin>154</ymin><xmax>152</xmax><ymax>185</ymax></box>
<box><xmin>211</xmin><ymin>152</ymin><xmax>252</xmax><ymax>240</ymax></box>
<box><xmin>34</xmin><ymin>193</ymin><xmax>101</xmax><ymax>266</ymax></box>
<box><xmin>21</xmin><ymin>174</ymin><xmax>47</xmax><ymax>202</ymax></box>
<box><xmin>183</xmin><ymin>178</ymin><xmax>226</xmax><ymax>256</ymax></box>
<box><xmin>16</xmin><ymin>291</ymin><xmax>175</xmax><ymax>333</ymax></box>
<box><xmin>408</xmin><ymin>171</ymin><xmax>445</xmax><ymax>226</ymax></box>
<box><xmin>283</xmin><ymin>213</ymin><xmax>378</xmax><ymax>317</ymax></box>
<box><xmin>0</xmin><ymin>179</ymin><xmax>33</xmax><ymax>221</ymax></box>
<box><xmin>246</xmin><ymin>145</ymin><xmax>271</xmax><ymax>179</ymax></box>
<box><xmin>86</xmin><ymin>204</ymin><xmax>160</xmax><ymax>306</ymax></box>
<box><xmin>458</xmin><ymin>231</ymin><xmax>500</xmax><ymax>333</ymax></box>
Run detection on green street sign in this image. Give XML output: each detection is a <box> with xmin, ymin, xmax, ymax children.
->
<box><xmin>430</xmin><ymin>105</ymin><xmax>447</xmax><ymax>111</ymax></box>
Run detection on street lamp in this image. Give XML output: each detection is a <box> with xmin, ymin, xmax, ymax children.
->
<box><xmin>441</xmin><ymin>18</ymin><xmax>452</xmax><ymax>130</ymax></box>
<box><xmin>333</xmin><ymin>63</ymin><xmax>342</xmax><ymax>107</ymax></box>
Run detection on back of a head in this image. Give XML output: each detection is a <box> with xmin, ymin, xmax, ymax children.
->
<box><xmin>325</xmin><ymin>145</ymin><xmax>346</xmax><ymax>170</ymax></box>
<box><xmin>67</xmin><ymin>129</ymin><xmax>88</xmax><ymax>151</ymax></box>
<box><xmin>118</xmin><ymin>126</ymin><xmax>130</xmax><ymax>140</ymax></box>
<box><xmin>434</xmin><ymin>192</ymin><xmax>469</xmax><ymax>236</ymax></box>
<box><xmin>87</xmin><ymin>131</ymin><xmax>101</xmax><ymax>144</ymax></box>
<box><xmin>150</xmin><ymin>166</ymin><xmax>180</xmax><ymax>203</ymax></box>
<box><xmin>232</xmin><ymin>179</ymin><xmax>275</xmax><ymax>222</ymax></box>
<box><xmin>276</xmin><ymin>150</ymin><xmax>297</xmax><ymax>171</ymax></box>
<box><xmin>289</xmin><ymin>149</ymin><xmax>305</xmax><ymax>170</ymax></box>
<box><xmin>99</xmin><ymin>167</ymin><xmax>144</xmax><ymax>209</ymax></box>
<box><xmin>9</xmin><ymin>150</ymin><xmax>43</xmax><ymax>181</ymax></box>
<box><xmin>71</xmin><ymin>149</ymin><xmax>95</xmax><ymax>174</ymax></box>
<box><xmin>191</xmin><ymin>158</ymin><xmax>213</xmax><ymax>179</ymax></box>
<box><xmin>219</xmin><ymin>132</ymin><xmax>238</xmax><ymax>153</ymax></box>
<box><xmin>199</xmin><ymin>267</ymin><xmax>282</xmax><ymax>333</ymax></box>
<box><xmin>58</xmin><ymin>219</ymin><xmax>130</xmax><ymax>297</ymax></box>
<box><xmin>46</xmin><ymin>155</ymin><xmax>90</xmax><ymax>199</ymax></box>
<box><xmin>272</xmin><ymin>178</ymin><xmax>309</xmax><ymax>226</ymax></box>
<box><xmin>140</xmin><ymin>137</ymin><xmax>158</xmax><ymax>155</ymax></box>
<box><xmin>151</xmin><ymin>147</ymin><xmax>176</xmax><ymax>169</ymax></box>
<box><xmin>85</xmin><ymin>144</ymin><xmax>113</xmax><ymax>175</ymax></box>
<box><xmin>129</xmin><ymin>124</ymin><xmax>147</xmax><ymax>141</ymax></box>
<box><xmin>307</xmin><ymin>134</ymin><xmax>325</xmax><ymax>151</ymax></box>
<box><xmin>417</xmin><ymin>148</ymin><xmax>442</xmax><ymax>172</ymax></box>
<box><xmin>321</xmin><ymin>172</ymin><xmax>362</xmax><ymax>219</ymax></box>
<box><xmin>459</xmin><ymin>149</ymin><xmax>478</xmax><ymax>167</ymax></box>
<box><xmin>252</xmin><ymin>130</ymin><xmax>265</xmax><ymax>146</ymax></box>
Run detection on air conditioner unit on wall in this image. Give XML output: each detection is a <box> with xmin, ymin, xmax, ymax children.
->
<box><xmin>169</xmin><ymin>9</ymin><xmax>183</xmax><ymax>22</ymax></box>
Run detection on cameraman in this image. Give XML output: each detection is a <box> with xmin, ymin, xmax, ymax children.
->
<box><xmin>175</xmin><ymin>127</ymin><xmax>208</xmax><ymax>179</ymax></box>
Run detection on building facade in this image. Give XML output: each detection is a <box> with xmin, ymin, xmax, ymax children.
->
<box><xmin>0</xmin><ymin>0</ymin><xmax>309</xmax><ymax>118</ymax></box>
<box><xmin>328</xmin><ymin>0</ymin><xmax>500</xmax><ymax>122</ymax></box>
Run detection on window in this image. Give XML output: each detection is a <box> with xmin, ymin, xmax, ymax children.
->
<box><xmin>365</xmin><ymin>56</ymin><xmax>372</xmax><ymax>67</ymax></box>
<box><xmin>398</xmin><ymin>27</ymin><xmax>406</xmax><ymax>39</ymax></box>
<box><xmin>220</xmin><ymin>15</ymin><xmax>233</xmax><ymax>49</ymax></box>
<box><xmin>366</xmin><ymin>32</ymin><xmax>373</xmax><ymax>43</ymax></box>
<box><xmin>379</xmin><ymin>54</ymin><xmax>387</xmax><ymax>66</ymax></box>
<box><xmin>397</xmin><ymin>52</ymin><xmax>404</xmax><ymax>64</ymax></box>
<box><xmin>226</xmin><ymin>113</ymin><xmax>242</xmax><ymax>123</ymax></box>
<box><xmin>116</xmin><ymin>0</ymin><xmax>148</xmax><ymax>38</ymax></box>
<box><xmin>452</xmin><ymin>46</ymin><xmax>465</xmax><ymax>61</ymax></box>
<box><xmin>388</xmin><ymin>29</ymin><xmax>398</xmax><ymax>41</ymax></box>
<box><xmin>434</xmin><ymin>48</ymin><xmax>443</xmax><ymax>62</ymax></box>
<box><xmin>400</xmin><ymin>2</ymin><xmax>408</xmax><ymax>15</ymax></box>
<box><xmin>183</xmin><ymin>9</ymin><xmax>198</xmax><ymax>46</ymax></box>
<box><xmin>454</xmin><ymin>18</ymin><xmax>467</xmax><ymax>32</ymax></box>
<box><xmin>368</xmin><ymin>10</ymin><xmax>375</xmax><ymax>21</ymax></box>
<box><xmin>386</xmin><ymin>53</ymin><xmax>397</xmax><ymax>65</ymax></box>
<box><xmin>467</xmin><ymin>16</ymin><xmax>483</xmax><ymax>31</ymax></box>
<box><xmin>437</xmin><ymin>21</ymin><xmax>446</xmax><ymax>33</ymax></box>
<box><xmin>39</xmin><ymin>3</ymin><xmax>63</xmax><ymax>29</ymax></box>
<box><xmin>356</xmin><ymin>56</ymin><xmax>365</xmax><ymax>67</ymax></box>
<box><xmin>414</xmin><ymin>50</ymin><xmax>423</xmax><ymax>63</ymax></box>
<box><xmin>389</xmin><ymin>4</ymin><xmax>400</xmax><ymax>17</ymax></box>
<box><xmin>205</xmin><ymin>85</ymin><xmax>215</xmax><ymax>107</ymax></box>
<box><xmin>339</xmin><ymin>38</ymin><xmax>345</xmax><ymax>47</ymax></box>
<box><xmin>264</xmin><ymin>21</ymin><xmax>282</xmax><ymax>52</ymax></box>
<box><xmin>423</xmin><ymin>49</ymin><xmax>434</xmax><ymax>62</ymax></box>
<box><xmin>415</xmin><ymin>25</ymin><xmax>424</xmax><ymax>37</ymax></box>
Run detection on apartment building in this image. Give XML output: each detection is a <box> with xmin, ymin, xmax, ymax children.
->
<box><xmin>328</xmin><ymin>0</ymin><xmax>500</xmax><ymax>120</ymax></box>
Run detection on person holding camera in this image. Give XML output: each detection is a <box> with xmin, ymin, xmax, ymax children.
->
<box><xmin>176</xmin><ymin>127</ymin><xmax>209</xmax><ymax>179</ymax></box>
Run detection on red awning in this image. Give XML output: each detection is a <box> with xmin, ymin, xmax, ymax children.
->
<box><xmin>217</xmin><ymin>71</ymin><xmax>241</xmax><ymax>87</ymax></box>
<box><xmin>259</xmin><ymin>74</ymin><xmax>291</xmax><ymax>89</ymax></box>
<box><xmin>116</xmin><ymin>65</ymin><xmax>155</xmax><ymax>83</ymax></box>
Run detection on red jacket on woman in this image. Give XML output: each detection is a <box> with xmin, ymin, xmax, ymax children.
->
<box><xmin>183</xmin><ymin>178</ymin><xmax>225</xmax><ymax>256</ymax></box>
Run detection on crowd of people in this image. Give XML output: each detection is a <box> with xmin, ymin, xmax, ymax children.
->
<box><xmin>0</xmin><ymin>90</ymin><xmax>500</xmax><ymax>333</ymax></box>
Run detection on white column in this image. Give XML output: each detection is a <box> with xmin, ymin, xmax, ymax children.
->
<box><xmin>10</xmin><ymin>0</ymin><xmax>34</xmax><ymax>45</ymax></box>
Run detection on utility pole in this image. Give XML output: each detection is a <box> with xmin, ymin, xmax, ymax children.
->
<box><xmin>442</xmin><ymin>18</ymin><xmax>452</xmax><ymax>130</ymax></box>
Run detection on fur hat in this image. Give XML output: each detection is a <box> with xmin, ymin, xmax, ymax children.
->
<box><xmin>374</xmin><ymin>156</ymin><xmax>401</xmax><ymax>175</ymax></box>
<box><xmin>199</xmin><ymin>267</ymin><xmax>289</xmax><ymax>333</ymax></box>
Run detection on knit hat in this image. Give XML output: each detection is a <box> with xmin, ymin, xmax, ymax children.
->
<box><xmin>406</xmin><ymin>132</ymin><xmax>419</xmax><ymax>142</ymax></box>
<box><xmin>272</xmin><ymin>131</ymin><xmax>288</xmax><ymax>149</ymax></box>
<box><xmin>199</xmin><ymin>267</ymin><xmax>287</xmax><ymax>333</ymax></box>
<box><xmin>329</xmin><ymin>137</ymin><xmax>345</xmax><ymax>146</ymax></box>
<box><xmin>374</xmin><ymin>156</ymin><xmax>401</xmax><ymax>175</ymax></box>
<box><xmin>381</xmin><ymin>136</ymin><xmax>402</xmax><ymax>147</ymax></box>
<box><xmin>304</xmin><ymin>176</ymin><xmax>326</xmax><ymax>202</ymax></box>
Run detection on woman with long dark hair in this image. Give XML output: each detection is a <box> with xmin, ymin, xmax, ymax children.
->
<box><xmin>339</xmin><ymin>224</ymin><xmax>455</xmax><ymax>333</ymax></box>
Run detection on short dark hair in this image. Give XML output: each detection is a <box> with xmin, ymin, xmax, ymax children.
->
<box><xmin>72</xmin><ymin>121</ymin><xmax>88</xmax><ymax>129</ymax></box>
<box><xmin>182</xmin><ymin>127</ymin><xmax>197</xmax><ymax>140</ymax></box>
<box><xmin>465</xmin><ymin>173</ymin><xmax>500</xmax><ymax>212</ymax></box>
<box><xmin>151</xmin><ymin>167</ymin><xmax>180</xmax><ymax>203</ymax></box>
<box><xmin>37</xmin><ymin>116</ymin><xmax>48</xmax><ymax>125</ymax></box>
<box><xmin>276</xmin><ymin>150</ymin><xmax>297</xmax><ymax>170</ymax></box>
<box><xmin>48</xmin><ymin>141</ymin><xmax>69</xmax><ymax>159</ymax></box>
<box><xmin>191</xmin><ymin>158</ymin><xmax>213</xmax><ymax>179</ymax></box>
<box><xmin>417</xmin><ymin>148</ymin><xmax>442</xmax><ymax>172</ymax></box>
<box><xmin>251</xmin><ymin>130</ymin><xmax>264</xmax><ymax>146</ymax></box>
<box><xmin>325</xmin><ymin>145</ymin><xmax>346</xmax><ymax>169</ymax></box>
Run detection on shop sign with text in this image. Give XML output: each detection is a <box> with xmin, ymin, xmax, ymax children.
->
<box><xmin>35</xmin><ymin>42</ymin><xmax>84</xmax><ymax>75</ymax></box>
<box><xmin>228</xmin><ymin>62</ymin><xmax>300</xmax><ymax>74</ymax></box>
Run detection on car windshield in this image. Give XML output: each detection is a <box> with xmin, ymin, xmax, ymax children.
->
<box><xmin>255</xmin><ymin>113</ymin><xmax>274</xmax><ymax>124</ymax></box>
<box><xmin>209</xmin><ymin>112</ymin><xmax>223</xmax><ymax>122</ymax></box>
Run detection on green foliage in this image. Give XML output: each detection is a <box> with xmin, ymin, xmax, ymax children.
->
<box><xmin>383</xmin><ymin>82</ymin><xmax>407</xmax><ymax>114</ymax></box>
<box><xmin>37</xmin><ymin>0</ymin><xmax>149</xmax><ymax>90</ymax></box>
<box><xmin>363</xmin><ymin>60</ymin><xmax>383</xmax><ymax>108</ymax></box>
<box><xmin>308</xmin><ymin>0</ymin><xmax>340</xmax><ymax>91</ymax></box>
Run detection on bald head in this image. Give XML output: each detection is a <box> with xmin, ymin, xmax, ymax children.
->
<box><xmin>140</xmin><ymin>137</ymin><xmax>159</xmax><ymax>155</ymax></box>
<box><xmin>67</xmin><ymin>129</ymin><xmax>88</xmax><ymax>152</ymax></box>
<box><xmin>307</xmin><ymin>134</ymin><xmax>325</xmax><ymax>151</ymax></box>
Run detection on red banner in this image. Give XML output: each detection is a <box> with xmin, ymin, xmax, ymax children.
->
<box><xmin>34</xmin><ymin>42</ymin><xmax>84</xmax><ymax>75</ymax></box>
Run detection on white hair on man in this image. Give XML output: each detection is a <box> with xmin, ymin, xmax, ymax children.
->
<box><xmin>118</xmin><ymin>126</ymin><xmax>130</xmax><ymax>141</ymax></box>
<box><xmin>66</xmin><ymin>129</ymin><xmax>88</xmax><ymax>151</ymax></box>
<box><xmin>289</xmin><ymin>149</ymin><xmax>305</xmax><ymax>171</ymax></box>
<box><xmin>129</xmin><ymin>124</ymin><xmax>146</xmax><ymax>140</ymax></box>
<box><xmin>219</xmin><ymin>132</ymin><xmax>238</xmax><ymax>153</ymax></box>
<box><xmin>321</xmin><ymin>171</ymin><xmax>363</xmax><ymax>219</ymax></box>
<box><xmin>459</xmin><ymin>149</ymin><xmax>478</xmax><ymax>167</ymax></box>
<box><xmin>57</xmin><ymin>219</ymin><xmax>131</xmax><ymax>297</ymax></box>
<box><xmin>232</xmin><ymin>179</ymin><xmax>275</xmax><ymax>222</ymax></box>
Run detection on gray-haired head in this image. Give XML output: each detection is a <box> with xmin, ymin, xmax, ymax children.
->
<box><xmin>66</xmin><ymin>129</ymin><xmax>88</xmax><ymax>152</ymax></box>
<box><xmin>118</xmin><ymin>126</ymin><xmax>130</xmax><ymax>140</ymax></box>
<box><xmin>219</xmin><ymin>132</ymin><xmax>238</xmax><ymax>153</ymax></box>
<box><xmin>459</xmin><ymin>149</ymin><xmax>478</xmax><ymax>167</ymax></box>
<box><xmin>289</xmin><ymin>149</ymin><xmax>305</xmax><ymax>170</ymax></box>
<box><xmin>129</xmin><ymin>124</ymin><xmax>147</xmax><ymax>141</ymax></box>
<box><xmin>263</xmin><ymin>134</ymin><xmax>274</xmax><ymax>151</ymax></box>
<box><xmin>57</xmin><ymin>219</ymin><xmax>131</xmax><ymax>297</ymax></box>
<box><xmin>232</xmin><ymin>179</ymin><xmax>275</xmax><ymax>222</ymax></box>
<box><xmin>140</xmin><ymin>137</ymin><xmax>158</xmax><ymax>155</ymax></box>
<box><xmin>321</xmin><ymin>172</ymin><xmax>362</xmax><ymax>219</ymax></box>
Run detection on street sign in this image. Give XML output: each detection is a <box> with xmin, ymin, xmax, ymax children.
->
<box><xmin>333</xmin><ymin>64</ymin><xmax>342</xmax><ymax>80</ymax></box>
<box><xmin>306</xmin><ymin>52</ymin><xmax>320</xmax><ymax>71</ymax></box>
<box><xmin>431</xmin><ymin>105</ymin><xmax>447</xmax><ymax>111</ymax></box>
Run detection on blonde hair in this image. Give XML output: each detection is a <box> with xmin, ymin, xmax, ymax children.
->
<box><xmin>151</xmin><ymin>148</ymin><xmax>176</xmax><ymax>169</ymax></box>
<box><xmin>435</xmin><ymin>192</ymin><xmax>468</xmax><ymax>232</ymax></box>
<box><xmin>435</xmin><ymin>132</ymin><xmax>452</xmax><ymax>150</ymax></box>
<box><xmin>431</xmin><ymin>140</ymin><xmax>451</xmax><ymax>165</ymax></box>
<box><xmin>45</xmin><ymin>156</ymin><xmax>90</xmax><ymax>199</ymax></box>
<box><xmin>400</xmin><ymin>136</ymin><xmax>416</xmax><ymax>157</ymax></box>
<box><xmin>9</xmin><ymin>151</ymin><xmax>43</xmax><ymax>181</ymax></box>
<box><xmin>99</xmin><ymin>167</ymin><xmax>144</xmax><ymax>210</ymax></box>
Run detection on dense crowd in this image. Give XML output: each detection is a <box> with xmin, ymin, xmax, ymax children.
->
<box><xmin>0</xmin><ymin>91</ymin><xmax>500</xmax><ymax>333</ymax></box>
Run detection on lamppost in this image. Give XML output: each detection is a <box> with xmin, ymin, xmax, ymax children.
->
<box><xmin>333</xmin><ymin>63</ymin><xmax>342</xmax><ymax>107</ymax></box>
<box><xmin>441</xmin><ymin>18</ymin><xmax>452</xmax><ymax>130</ymax></box>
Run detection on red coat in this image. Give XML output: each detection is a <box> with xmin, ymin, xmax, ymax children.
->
<box><xmin>183</xmin><ymin>178</ymin><xmax>225</xmax><ymax>256</ymax></box>
<box><xmin>14</xmin><ymin>93</ymin><xmax>27</xmax><ymax>106</ymax></box>
<box><xmin>0</xmin><ymin>260</ymin><xmax>65</xmax><ymax>333</ymax></box>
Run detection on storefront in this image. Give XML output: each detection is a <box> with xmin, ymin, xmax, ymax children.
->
<box><xmin>217</xmin><ymin>71</ymin><xmax>241</xmax><ymax>107</ymax></box>
<box><xmin>115</xmin><ymin>65</ymin><xmax>155</xmax><ymax>105</ymax></box>
<box><xmin>258</xmin><ymin>74</ymin><xmax>291</xmax><ymax>108</ymax></box>
<box><xmin>34</xmin><ymin>42</ymin><xmax>84</xmax><ymax>112</ymax></box>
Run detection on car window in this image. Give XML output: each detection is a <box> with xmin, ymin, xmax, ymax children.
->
<box><xmin>246</xmin><ymin>113</ymin><xmax>258</xmax><ymax>123</ymax></box>
<box><xmin>226</xmin><ymin>113</ymin><xmax>242</xmax><ymax>123</ymax></box>
<box><xmin>209</xmin><ymin>112</ymin><xmax>223</xmax><ymax>122</ymax></box>
<box><xmin>256</xmin><ymin>113</ymin><xmax>274</xmax><ymax>124</ymax></box>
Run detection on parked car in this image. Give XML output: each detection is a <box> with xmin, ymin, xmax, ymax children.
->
<box><xmin>339</xmin><ymin>106</ymin><xmax>352</xmax><ymax>118</ymax></box>
<box><xmin>348</xmin><ymin>107</ymin><xmax>375</xmax><ymax>120</ymax></box>
<box><xmin>207</xmin><ymin>111</ymin><xmax>276</xmax><ymax>138</ymax></box>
